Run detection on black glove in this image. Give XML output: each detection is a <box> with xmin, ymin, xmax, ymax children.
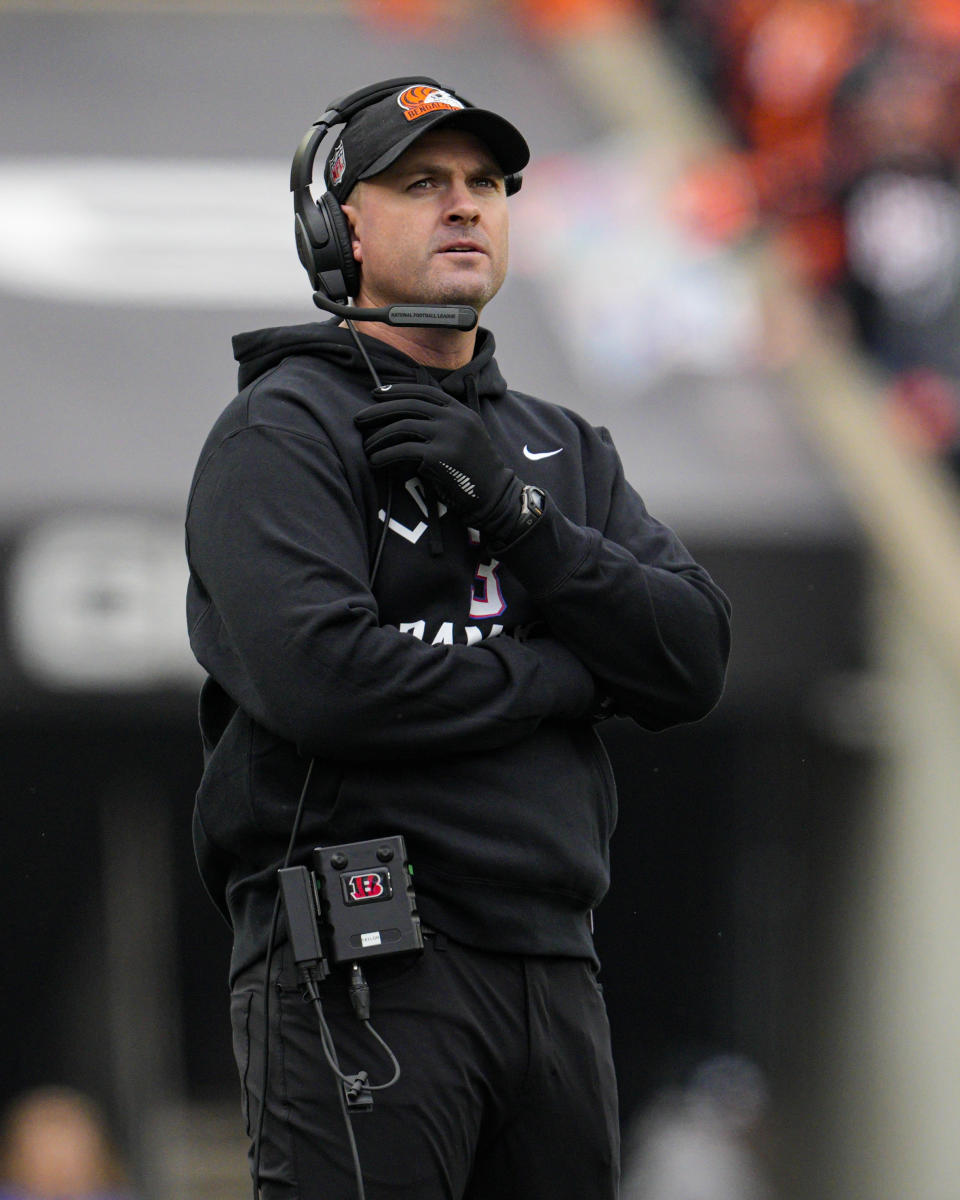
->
<box><xmin>354</xmin><ymin>384</ymin><xmax>525</xmax><ymax>544</ymax></box>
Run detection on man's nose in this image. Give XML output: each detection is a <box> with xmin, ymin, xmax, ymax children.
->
<box><xmin>444</xmin><ymin>180</ymin><xmax>481</xmax><ymax>223</ymax></box>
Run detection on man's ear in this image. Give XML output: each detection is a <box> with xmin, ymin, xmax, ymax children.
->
<box><xmin>340</xmin><ymin>202</ymin><xmax>362</xmax><ymax>264</ymax></box>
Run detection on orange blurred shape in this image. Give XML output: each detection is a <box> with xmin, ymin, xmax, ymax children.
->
<box><xmin>354</xmin><ymin>0</ymin><xmax>641</xmax><ymax>35</ymax></box>
<box><xmin>0</xmin><ymin>1087</ymin><xmax>129</xmax><ymax>1198</ymax></box>
<box><xmin>513</xmin><ymin>0</ymin><xmax>640</xmax><ymax>35</ymax></box>
<box><xmin>670</xmin><ymin>154</ymin><xmax>759</xmax><ymax>243</ymax></box>
<box><xmin>772</xmin><ymin>210</ymin><xmax>847</xmax><ymax>288</ymax></box>
<box><xmin>887</xmin><ymin>367</ymin><xmax>960</xmax><ymax>454</ymax></box>
<box><xmin>741</xmin><ymin>0</ymin><xmax>864</xmax><ymax>133</ymax></box>
<box><xmin>354</xmin><ymin>0</ymin><xmax>454</xmax><ymax>35</ymax></box>
<box><xmin>902</xmin><ymin>0</ymin><xmax>960</xmax><ymax>44</ymax></box>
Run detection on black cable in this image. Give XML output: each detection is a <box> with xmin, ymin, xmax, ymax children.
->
<box><xmin>346</xmin><ymin>311</ymin><xmax>393</xmax><ymax>586</ymax></box>
<box><xmin>361</xmin><ymin>1020</ymin><xmax>402</xmax><ymax>1090</ymax></box>
<box><xmin>250</xmin><ymin>313</ymin><xmax>395</xmax><ymax>1199</ymax></box>
<box><xmin>369</xmin><ymin>478</ymin><xmax>393</xmax><ymax>585</ymax></box>
<box><xmin>345</xmin><ymin>314</ymin><xmax>383</xmax><ymax>390</ymax></box>
<box><xmin>251</xmin><ymin>757</ymin><xmax>315</xmax><ymax>1200</ymax></box>
<box><xmin>302</xmin><ymin>975</ymin><xmax>368</xmax><ymax>1200</ymax></box>
<box><xmin>296</xmin><ymin>972</ymin><xmax>402</xmax><ymax>1200</ymax></box>
<box><xmin>302</xmin><ymin>982</ymin><xmax>400</xmax><ymax>1091</ymax></box>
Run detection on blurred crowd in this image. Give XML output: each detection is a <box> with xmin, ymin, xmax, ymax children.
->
<box><xmin>621</xmin><ymin>1053</ymin><xmax>777</xmax><ymax>1200</ymax></box>
<box><xmin>354</xmin><ymin>0</ymin><xmax>960</xmax><ymax>476</ymax></box>
<box><xmin>0</xmin><ymin>1088</ymin><xmax>135</xmax><ymax>1200</ymax></box>
<box><xmin>653</xmin><ymin>0</ymin><xmax>960</xmax><ymax>479</ymax></box>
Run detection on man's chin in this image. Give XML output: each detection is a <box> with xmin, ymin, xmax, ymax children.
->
<box><xmin>422</xmin><ymin>264</ymin><xmax>504</xmax><ymax>312</ymax></box>
<box><xmin>427</xmin><ymin>282</ymin><xmax>498</xmax><ymax>312</ymax></box>
<box><xmin>361</xmin><ymin>270</ymin><xmax>502</xmax><ymax>314</ymax></box>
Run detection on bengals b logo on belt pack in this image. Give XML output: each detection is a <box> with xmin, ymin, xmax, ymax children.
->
<box><xmin>342</xmin><ymin>868</ymin><xmax>393</xmax><ymax>904</ymax></box>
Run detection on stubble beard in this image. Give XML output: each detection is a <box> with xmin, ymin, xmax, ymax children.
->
<box><xmin>419</xmin><ymin>257</ymin><xmax>506</xmax><ymax>312</ymax></box>
<box><xmin>359</xmin><ymin>248</ymin><xmax>506</xmax><ymax>313</ymax></box>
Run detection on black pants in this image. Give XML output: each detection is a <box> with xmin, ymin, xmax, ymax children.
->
<box><xmin>231</xmin><ymin>933</ymin><xmax>620</xmax><ymax>1199</ymax></box>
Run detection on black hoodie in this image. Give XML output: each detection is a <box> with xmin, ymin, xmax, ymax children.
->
<box><xmin>185</xmin><ymin>320</ymin><xmax>730</xmax><ymax>983</ymax></box>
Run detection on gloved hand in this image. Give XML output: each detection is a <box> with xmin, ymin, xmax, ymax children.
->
<box><xmin>354</xmin><ymin>383</ymin><xmax>525</xmax><ymax>544</ymax></box>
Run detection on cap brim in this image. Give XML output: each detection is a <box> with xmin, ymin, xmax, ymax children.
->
<box><xmin>358</xmin><ymin>107</ymin><xmax>530</xmax><ymax>184</ymax></box>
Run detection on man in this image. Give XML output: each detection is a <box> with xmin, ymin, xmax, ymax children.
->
<box><xmin>185</xmin><ymin>77</ymin><xmax>731</xmax><ymax>1200</ymax></box>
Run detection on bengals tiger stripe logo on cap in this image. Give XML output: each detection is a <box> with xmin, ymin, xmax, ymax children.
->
<box><xmin>397</xmin><ymin>85</ymin><xmax>465</xmax><ymax>122</ymax></box>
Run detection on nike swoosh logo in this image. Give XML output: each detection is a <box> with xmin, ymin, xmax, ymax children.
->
<box><xmin>523</xmin><ymin>445</ymin><xmax>563</xmax><ymax>460</ymax></box>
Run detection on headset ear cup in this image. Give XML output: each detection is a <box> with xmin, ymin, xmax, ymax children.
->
<box><xmin>318</xmin><ymin>192</ymin><xmax>361</xmax><ymax>302</ymax></box>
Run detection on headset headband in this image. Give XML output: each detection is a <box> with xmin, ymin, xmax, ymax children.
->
<box><xmin>290</xmin><ymin>77</ymin><xmax>444</xmax><ymax>196</ymax></box>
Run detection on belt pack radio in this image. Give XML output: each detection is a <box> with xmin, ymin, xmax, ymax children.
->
<box><xmin>279</xmin><ymin>836</ymin><xmax>422</xmax><ymax>976</ymax></box>
<box><xmin>311</xmin><ymin>835</ymin><xmax>424</xmax><ymax>966</ymax></box>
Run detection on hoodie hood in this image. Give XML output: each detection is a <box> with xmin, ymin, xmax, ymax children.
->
<box><xmin>232</xmin><ymin>318</ymin><xmax>508</xmax><ymax>405</ymax></box>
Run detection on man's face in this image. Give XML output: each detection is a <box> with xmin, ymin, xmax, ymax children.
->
<box><xmin>341</xmin><ymin>128</ymin><xmax>510</xmax><ymax>313</ymax></box>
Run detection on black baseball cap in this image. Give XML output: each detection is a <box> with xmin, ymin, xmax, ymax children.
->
<box><xmin>324</xmin><ymin>81</ymin><xmax>530</xmax><ymax>201</ymax></box>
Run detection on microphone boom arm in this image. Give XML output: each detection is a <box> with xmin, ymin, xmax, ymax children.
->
<box><xmin>311</xmin><ymin>291</ymin><xmax>477</xmax><ymax>331</ymax></box>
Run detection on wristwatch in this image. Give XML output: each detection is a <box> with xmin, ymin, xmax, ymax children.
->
<box><xmin>516</xmin><ymin>483</ymin><xmax>545</xmax><ymax>535</ymax></box>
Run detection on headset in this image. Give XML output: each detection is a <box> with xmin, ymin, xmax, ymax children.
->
<box><xmin>290</xmin><ymin>76</ymin><xmax>523</xmax><ymax>329</ymax></box>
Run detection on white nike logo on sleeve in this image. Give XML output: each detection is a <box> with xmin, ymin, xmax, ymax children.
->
<box><xmin>523</xmin><ymin>445</ymin><xmax>563</xmax><ymax>460</ymax></box>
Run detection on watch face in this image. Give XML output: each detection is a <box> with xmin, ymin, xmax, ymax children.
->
<box><xmin>522</xmin><ymin>485</ymin><xmax>544</xmax><ymax>520</ymax></box>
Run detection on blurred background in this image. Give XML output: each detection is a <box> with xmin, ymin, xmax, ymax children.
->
<box><xmin>1</xmin><ymin>1</ymin><xmax>959</xmax><ymax>1197</ymax></box>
